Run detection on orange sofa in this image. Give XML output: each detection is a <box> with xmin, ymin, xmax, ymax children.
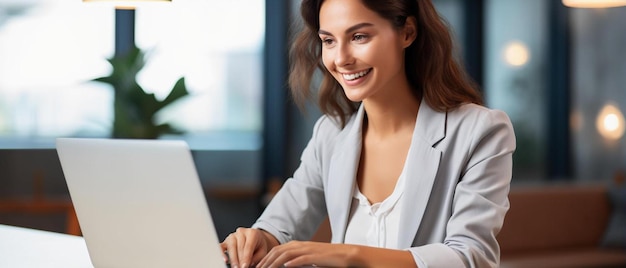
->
<box><xmin>498</xmin><ymin>184</ymin><xmax>626</xmax><ymax>268</ymax></box>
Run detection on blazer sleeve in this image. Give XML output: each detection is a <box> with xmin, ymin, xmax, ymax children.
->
<box><xmin>408</xmin><ymin>109</ymin><xmax>516</xmax><ymax>268</ymax></box>
<box><xmin>251</xmin><ymin>116</ymin><xmax>332</xmax><ymax>244</ymax></box>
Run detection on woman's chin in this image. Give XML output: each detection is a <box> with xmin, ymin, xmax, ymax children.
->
<box><xmin>344</xmin><ymin>93</ymin><xmax>365</xmax><ymax>103</ymax></box>
<box><xmin>341</xmin><ymin>88</ymin><xmax>368</xmax><ymax>103</ymax></box>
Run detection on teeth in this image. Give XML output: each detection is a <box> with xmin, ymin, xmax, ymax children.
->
<box><xmin>343</xmin><ymin>69</ymin><xmax>370</xmax><ymax>81</ymax></box>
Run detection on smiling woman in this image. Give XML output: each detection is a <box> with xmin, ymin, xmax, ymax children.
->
<box><xmin>317</xmin><ymin>2</ymin><xmax>412</xmax><ymax>105</ymax></box>
<box><xmin>221</xmin><ymin>0</ymin><xmax>515</xmax><ymax>267</ymax></box>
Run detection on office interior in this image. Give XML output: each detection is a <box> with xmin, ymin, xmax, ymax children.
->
<box><xmin>0</xmin><ymin>0</ymin><xmax>624</xmax><ymax>265</ymax></box>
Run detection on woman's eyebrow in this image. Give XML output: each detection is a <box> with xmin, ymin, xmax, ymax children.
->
<box><xmin>318</xmin><ymin>22</ymin><xmax>374</xmax><ymax>36</ymax></box>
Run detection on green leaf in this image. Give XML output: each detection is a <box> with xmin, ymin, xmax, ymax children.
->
<box><xmin>89</xmin><ymin>45</ymin><xmax>189</xmax><ymax>139</ymax></box>
<box><xmin>157</xmin><ymin>77</ymin><xmax>190</xmax><ymax>112</ymax></box>
<box><xmin>92</xmin><ymin>76</ymin><xmax>115</xmax><ymax>85</ymax></box>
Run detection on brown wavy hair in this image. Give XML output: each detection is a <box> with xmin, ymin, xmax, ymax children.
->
<box><xmin>289</xmin><ymin>0</ymin><xmax>483</xmax><ymax>127</ymax></box>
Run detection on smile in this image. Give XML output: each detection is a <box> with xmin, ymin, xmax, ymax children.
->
<box><xmin>342</xmin><ymin>69</ymin><xmax>372</xmax><ymax>81</ymax></box>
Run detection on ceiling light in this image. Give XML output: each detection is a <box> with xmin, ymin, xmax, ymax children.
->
<box><xmin>563</xmin><ymin>0</ymin><xmax>626</xmax><ymax>8</ymax></box>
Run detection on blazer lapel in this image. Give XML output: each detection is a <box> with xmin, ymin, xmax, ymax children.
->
<box><xmin>326</xmin><ymin>106</ymin><xmax>365</xmax><ymax>243</ymax></box>
<box><xmin>324</xmin><ymin>102</ymin><xmax>446</xmax><ymax>247</ymax></box>
<box><xmin>397</xmin><ymin>100</ymin><xmax>446</xmax><ymax>248</ymax></box>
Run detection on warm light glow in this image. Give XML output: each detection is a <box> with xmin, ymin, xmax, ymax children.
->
<box><xmin>83</xmin><ymin>0</ymin><xmax>171</xmax><ymax>9</ymax></box>
<box><xmin>604</xmin><ymin>114</ymin><xmax>619</xmax><ymax>131</ymax></box>
<box><xmin>503</xmin><ymin>41</ymin><xmax>530</xmax><ymax>67</ymax></box>
<box><xmin>571</xmin><ymin>110</ymin><xmax>584</xmax><ymax>132</ymax></box>
<box><xmin>563</xmin><ymin>0</ymin><xmax>626</xmax><ymax>8</ymax></box>
<box><xmin>83</xmin><ymin>0</ymin><xmax>171</xmax><ymax>2</ymax></box>
<box><xmin>596</xmin><ymin>104</ymin><xmax>625</xmax><ymax>141</ymax></box>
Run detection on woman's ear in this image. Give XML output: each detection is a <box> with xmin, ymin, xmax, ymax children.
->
<box><xmin>402</xmin><ymin>16</ymin><xmax>417</xmax><ymax>48</ymax></box>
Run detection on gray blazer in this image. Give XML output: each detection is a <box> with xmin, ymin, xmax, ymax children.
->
<box><xmin>253</xmin><ymin>100</ymin><xmax>516</xmax><ymax>267</ymax></box>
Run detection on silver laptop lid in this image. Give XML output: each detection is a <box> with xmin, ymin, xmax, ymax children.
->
<box><xmin>56</xmin><ymin>138</ymin><xmax>226</xmax><ymax>268</ymax></box>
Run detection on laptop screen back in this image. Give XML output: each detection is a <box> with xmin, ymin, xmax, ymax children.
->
<box><xmin>56</xmin><ymin>138</ymin><xmax>226</xmax><ymax>268</ymax></box>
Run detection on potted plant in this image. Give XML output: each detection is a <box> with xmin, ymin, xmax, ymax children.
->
<box><xmin>92</xmin><ymin>46</ymin><xmax>189</xmax><ymax>139</ymax></box>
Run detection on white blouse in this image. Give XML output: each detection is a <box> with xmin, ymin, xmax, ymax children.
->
<box><xmin>343</xmin><ymin>168</ymin><xmax>407</xmax><ymax>249</ymax></box>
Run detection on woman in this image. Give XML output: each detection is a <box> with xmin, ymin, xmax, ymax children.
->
<box><xmin>221</xmin><ymin>0</ymin><xmax>515</xmax><ymax>267</ymax></box>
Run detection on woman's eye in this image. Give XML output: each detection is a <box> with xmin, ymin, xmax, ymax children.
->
<box><xmin>353</xmin><ymin>34</ymin><xmax>368</xmax><ymax>42</ymax></box>
<box><xmin>321</xmin><ymin>38</ymin><xmax>335</xmax><ymax>46</ymax></box>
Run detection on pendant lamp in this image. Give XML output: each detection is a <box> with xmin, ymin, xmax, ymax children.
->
<box><xmin>563</xmin><ymin>0</ymin><xmax>626</xmax><ymax>8</ymax></box>
<box><xmin>83</xmin><ymin>0</ymin><xmax>171</xmax><ymax>10</ymax></box>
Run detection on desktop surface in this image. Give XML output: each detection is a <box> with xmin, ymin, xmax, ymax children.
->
<box><xmin>0</xmin><ymin>224</ymin><xmax>93</xmax><ymax>268</ymax></box>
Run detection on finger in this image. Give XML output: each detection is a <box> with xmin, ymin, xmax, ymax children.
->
<box><xmin>239</xmin><ymin>231</ymin><xmax>258</xmax><ymax>267</ymax></box>
<box><xmin>235</xmin><ymin>229</ymin><xmax>250</xmax><ymax>265</ymax></box>
<box><xmin>272</xmin><ymin>245</ymin><xmax>308</xmax><ymax>268</ymax></box>
<box><xmin>225</xmin><ymin>235</ymin><xmax>241</xmax><ymax>268</ymax></box>
<box><xmin>251</xmin><ymin>247</ymin><xmax>268</xmax><ymax>267</ymax></box>
<box><xmin>258</xmin><ymin>243</ymin><xmax>292</xmax><ymax>268</ymax></box>
<box><xmin>277</xmin><ymin>242</ymin><xmax>325</xmax><ymax>267</ymax></box>
<box><xmin>255</xmin><ymin>245</ymin><xmax>275</xmax><ymax>268</ymax></box>
<box><xmin>219</xmin><ymin>242</ymin><xmax>229</xmax><ymax>263</ymax></box>
<box><xmin>284</xmin><ymin>255</ymin><xmax>315</xmax><ymax>267</ymax></box>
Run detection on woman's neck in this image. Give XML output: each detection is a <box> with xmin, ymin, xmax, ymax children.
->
<box><xmin>362</xmin><ymin>88</ymin><xmax>420</xmax><ymax>139</ymax></box>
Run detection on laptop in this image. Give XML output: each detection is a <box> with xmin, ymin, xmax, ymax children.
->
<box><xmin>56</xmin><ymin>138</ymin><xmax>227</xmax><ymax>268</ymax></box>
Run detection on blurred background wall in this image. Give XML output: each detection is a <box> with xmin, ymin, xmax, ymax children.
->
<box><xmin>0</xmin><ymin>0</ymin><xmax>624</xmax><ymax>239</ymax></box>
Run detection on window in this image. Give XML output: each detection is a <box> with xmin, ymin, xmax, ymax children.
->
<box><xmin>485</xmin><ymin>0</ymin><xmax>549</xmax><ymax>181</ymax></box>
<box><xmin>0</xmin><ymin>0</ymin><xmax>265</xmax><ymax>149</ymax></box>
<box><xmin>0</xmin><ymin>1</ymin><xmax>114</xmax><ymax>140</ymax></box>
<box><xmin>570</xmin><ymin>7</ymin><xmax>626</xmax><ymax>181</ymax></box>
<box><xmin>433</xmin><ymin>0</ymin><xmax>465</xmax><ymax>55</ymax></box>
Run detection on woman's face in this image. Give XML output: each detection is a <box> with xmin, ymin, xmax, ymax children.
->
<box><xmin>318</xmin><ymin>0</ymin><xmax>412</xmax><ymax>102</ymax></box>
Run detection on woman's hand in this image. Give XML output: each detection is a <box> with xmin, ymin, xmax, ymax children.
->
<box><xmin>220</xmin><ymin>227</ymin><xmax>280</xmax><ymax>268</ymax></box>
<box><xmin>256</xmin><ymin>241</ymin><xmax>357</xmax><ymax>268</ymax></box>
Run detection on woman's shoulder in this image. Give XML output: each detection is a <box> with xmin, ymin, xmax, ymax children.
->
<box><xmin>447</xmin><ymin>103</ymin><xmax>513</xmax><ymax>127</ymax></box>
<box><xmin>306</xmin><ymin>112</ymin><xmax>362</xmax><ymax>155</ymax></box>
<box><xmin>442</xmin><ymin>103</ymin><xmax>516</xmax><ymax>147</ymax></box>
<box><xmin>311</xmin><ymin>113</ymin><xmax>354</xmax><ymax>140</ymax></box>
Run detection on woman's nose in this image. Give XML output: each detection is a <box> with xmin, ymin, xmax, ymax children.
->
<box><xmin>334</xmin><ymin>43</ymin><xmax>355</xmax><ymax>67</ymax></box>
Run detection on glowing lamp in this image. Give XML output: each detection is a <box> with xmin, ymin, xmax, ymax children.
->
<box><xmin>83</xmin><ymin>0</ymin><xmax>171</xmax><ymax>10</ymax></box>
<box><xmin>563</xmin><ymin>0</ymin><xmax>626</xmax><ymax>8</ymax></box>
<box><xmin>596</xmin><ymin>104</ymin><xmax>625</xmax><ymax>141</ymax></box>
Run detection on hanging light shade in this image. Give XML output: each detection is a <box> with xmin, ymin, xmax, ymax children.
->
<box><xmin>562</xmin><ymin>0</ymin><xmax>626</xmax><ymax>8</ymax></box>
<box><xmin>83</xmin><ymin>0</ymin><xmax>171</xmax><ymax>10</ymax></box>
<box><xmin>83</xmin><ymin>0</ymin><xmax>171</xmax><ymax>2</ymax></box>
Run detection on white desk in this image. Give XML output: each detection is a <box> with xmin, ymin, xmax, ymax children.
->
<box><xmin>0</xmin><ymin>224</ymin><xmax>93</xmax><ymax>268</ymax></box>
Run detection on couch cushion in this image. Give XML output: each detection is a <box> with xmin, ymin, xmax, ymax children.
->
<box><xmin>602</xmin><ymin>183</ymin><xmax>626</xmax><ymax>249</ymax></box>
<box><xmin>501</xmin><ymin>248</ymin><xmax>626</xmax><ymax>268</ymax></box>
<box><xmin>498</xmin><ymin>185</ymin><xmax>611</xmax><ymax>254</ymax></box>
